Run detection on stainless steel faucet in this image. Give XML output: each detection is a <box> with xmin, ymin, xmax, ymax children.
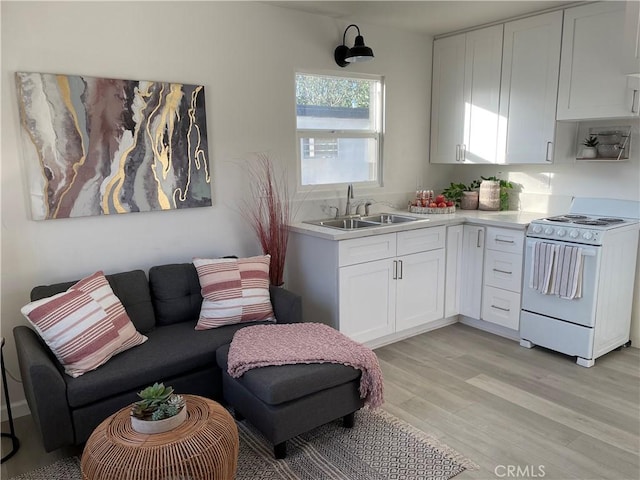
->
<box><xmin>345</xmin><ymin>184</ymin><xmax>354</xmax><ymax>216</ymax></box>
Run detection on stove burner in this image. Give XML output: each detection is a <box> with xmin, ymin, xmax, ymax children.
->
<box><xmin>597</xmin><ymin>217</ymin><xmax>625</xmax><ymax>224</ymax></box>
<box><xmin>574</xmin><ymin>220</ymin><xmax>608</xmax><ymax>226</ymax></box>
<box><xmin>564</xmin><ymin>215</ymin><xmax>588</xmax><ymax>220</ymax></box>
<box><xmin>546</xmin><ymin>217</ymin><xmax>572</xmax><ymax>222</ymax></box>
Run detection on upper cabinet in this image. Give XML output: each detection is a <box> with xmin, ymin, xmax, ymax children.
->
<box><xmin>557</xmin><ymin>2</ymin><xmax>640</xmax><ymax>120</ymax></box>
<box><xmin>623</xmin><ymin>0</ymin><xmax>640</xmax><ymax>76</ymax></box>
<box><xmin>498</xmin><ymin>11</ymin><xmax>563</xmax><ymax>164</ymax></box>
<box><xmin>430</xmin><ymin>25</ymin><xmax>503</xmax><ymax>164</ymax></box>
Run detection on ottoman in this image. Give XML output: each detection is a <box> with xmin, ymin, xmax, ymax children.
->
<box><xmin>216</xmin><ymin>344</ymin><xmax>364</xmax><ymax>459</ymax></box>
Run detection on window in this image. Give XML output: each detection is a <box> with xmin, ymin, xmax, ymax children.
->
<box><xmin>295</xmin><ymin>72</ymin><xmax>383</xmax><ymax>188</ymax></box>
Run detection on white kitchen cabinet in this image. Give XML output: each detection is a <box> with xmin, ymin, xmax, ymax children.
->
<box><xmin>623</xmin><ymin>0</ymin><xmax>640</xmax><ymax>76</ymax></box>
<box><xmin>287</xmin><ymin>226</ymin><xmax>447</xmax><ymax>345</ymax></box>
<box><xmin>459</xmin><ymin>225</ymin><xmax>485</xmax><ymax>318</ymax></box>
<box><xmin>498</xmin><ymin>11</ymin><xmax>563</xmax><ymax>164</ymax></box>
<box><xmin>339</xmin><ymin>258</ymin><xmax>395</xmax><ymax>342</ymax></box>
<box><xmin>430</xmin><ymin>25</ymin><xmax>503</xmax><ymax>164</ymax></box>
<box><xmin>395</xmin><ymin>249</ymin><xmax>445</xmax><ymax>331</ymax></box>
<box><xmin>445</xmin><ymin>225</ymin><xmax>464</xmax><ymax>318</ymax></box>
<box><xmin>481</xmin><ymin>227</ymin><xmax>525</xmax><ymax>330</ymax></box>
<box><xmin>557</xmin><ymin>2</ymin><xmax>640</xmax><ymax>120</ymax></box>
<box><xmin>430</xmin><ymin>33</ymin><xmax>466</xmax><ymax>164</ymax></box>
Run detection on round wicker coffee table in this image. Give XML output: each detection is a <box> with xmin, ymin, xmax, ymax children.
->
<box><xmin>81</xmin><ymin>395</ymin><xmax>238</xmax><ymax>480</ymax></box>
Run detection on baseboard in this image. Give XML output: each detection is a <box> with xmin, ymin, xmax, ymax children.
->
<box><xmin>366</xmin><ymin>316</ymin><xmax>458</xmax><ymax>350</ymax></box>
<box><xmin>1</xmin><ymin>399</ymin><xmax>31</xmax><ymax>422</ymax></box>
<box><xmin>459</xmin><ymin>316</ymin><xmax>520</xmax><ymax>341</ymax></box>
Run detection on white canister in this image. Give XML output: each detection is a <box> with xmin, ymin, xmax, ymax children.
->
<box><xmin>479</xmin><ymin>180</ymin><xmax>500</xmax><ymax>211</ymax></box>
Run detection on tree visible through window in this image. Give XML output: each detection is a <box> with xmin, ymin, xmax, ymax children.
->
<box><xmin>296</xmin><ymin>73</ymin><xmax>382</xmax><ymax>187</ymax></box>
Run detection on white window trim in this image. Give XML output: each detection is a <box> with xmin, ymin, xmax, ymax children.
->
<box><xmin>295</xmin><ymin>71</ymin><xmax>384</xmax><ymax>194</ymax></box>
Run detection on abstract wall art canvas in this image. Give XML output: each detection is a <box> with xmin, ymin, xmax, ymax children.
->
<box><xmin>15</xmin><ymin>72</ymin><xmax>211</xmax><ymax>220</ymax></box>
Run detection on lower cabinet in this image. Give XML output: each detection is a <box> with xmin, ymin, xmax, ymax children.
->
<box><xmin>454</xmin><ymin>224</ymin><xmax>525</xmax><ymax>333</ymax></box>
<box><xmin>339</xmin><ymin>227</ymin><xmax>446</xmax><ymax>343</ymax></box>
<box><xmin>459</xmin><ymin>225</ymin><xmax>485</xmax><ymax>318</ymax></box>
<box><xmin>480</xmin><ymin>227</ymin><xmax>525</xmax><ymax>330</ymax></box>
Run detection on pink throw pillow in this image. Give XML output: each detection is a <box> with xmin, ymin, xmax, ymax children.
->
<box><xmin>21</xmin><ymin>271</ymin><xmax>147</xmax><ymax>377</ymax></box>
<box><xmin>193</xmin><ymin>255</ymin><xmax>275</xmax><ymax>329</ymax></box>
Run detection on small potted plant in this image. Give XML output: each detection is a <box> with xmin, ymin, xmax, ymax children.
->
<box><xmin>130</xmin><ymin>382</ymin><xmax>186</xmax><ymax>434</ymax></box>
<box><xmin>580</xmin><ymin>135</ymin><xmax>599</xmax><ymax>158</ymax></box>
<box><xmin>441</xmin><ymin>180</ymin><xmax>481</xmax><ymax>210</ymax></box>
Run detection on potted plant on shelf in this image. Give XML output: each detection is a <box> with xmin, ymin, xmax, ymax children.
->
<box><xmin>243</xmin><ymin>154</ymin><xmax>291</xmax><ymax>287</ymax></box>
<box><xmin>441</xmin><ymin>180</ymin><xmax>481</xmax><ymax>209</ymax></box>
<box><xmin>130</xmin><ymin>382</ymin><xmax>186</xmax><ymax>434</ymax></box>
<box><xmin>580</xmin><ymin>135</ymin><xmax>599</xmax><ymax>158</ymax></box>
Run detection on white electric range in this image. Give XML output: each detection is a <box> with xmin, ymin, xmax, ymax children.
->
<box><xmin>520</xmin><ymin>198</ymin><xmax>640</xmax><ymax>367</ymax></box>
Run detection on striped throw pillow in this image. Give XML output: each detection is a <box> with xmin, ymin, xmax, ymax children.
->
<box><xmin>193</xmin><ymin>255</ymin><xmax>275</xmax><ymax>329</ymax></box>
<box><xmin>21</xmin><ymin>271</ymin><xmax>147</xmax><ymax>378</ymax></box>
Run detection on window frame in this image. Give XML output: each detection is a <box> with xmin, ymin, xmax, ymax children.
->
<box><xmin>295</xmin><ymin>70</ymin><xmax>384</xmax><ymax>193</ymax></box>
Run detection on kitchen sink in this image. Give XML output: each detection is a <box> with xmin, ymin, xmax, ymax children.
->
<box><xmin>311</xmin><ymin>218</ymin><xmax>381</xmax><ymax>230</ymax></box>
<box><xmin>361</xmin><ymin>213</ymin><xmax>418</xmax><ymax>224</ymax></box>
<box><xmin>304</xmin><ymin>213</ymin><xmax>421</xmax><ymax>230</ymax></box>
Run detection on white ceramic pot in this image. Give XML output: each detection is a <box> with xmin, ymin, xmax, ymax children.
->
<box><xmin>580</xmin><ymin>147</ymin><xmax>597</xmax><ymax>158</ymax></box>
<box><xmin>131</xmin><ymin>405</ymin><xmax>187</xmax><ymax>434</ymax></box>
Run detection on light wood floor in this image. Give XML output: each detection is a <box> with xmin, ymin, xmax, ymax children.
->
<box><xmin>2</xmin><ymin>323</ymin><xmax>639</xmax><ymax>479</ymax></box>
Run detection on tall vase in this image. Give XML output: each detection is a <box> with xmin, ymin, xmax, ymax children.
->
<box><xmin>479</xmin><ymin>181</ymin><xmax>500</xmax><ymax>211</ymax></box>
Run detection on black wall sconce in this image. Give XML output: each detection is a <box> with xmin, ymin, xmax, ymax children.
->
<box><xmin>334</xmin><ymin>24</ymin><xmax>375</xmax><ymax>67</ymax></box>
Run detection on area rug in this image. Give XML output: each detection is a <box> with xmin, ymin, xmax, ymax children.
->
<box><xmin>9</xmin><ymin>408</ymin><xmax>476</xmax><ymax>480</ymax></box>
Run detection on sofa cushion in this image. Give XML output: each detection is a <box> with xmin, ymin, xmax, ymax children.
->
<box><xmin>148</xmin><ymin>263</ymin><xmax>203</xmax><ymax>326</ymax></box>
<box><xmin>31</xmin><ymin>270</ymin><xmax>155</xmax><ymax>334</ymax></box>
<box><xmin>65</xmin><ymin>320</ymin><xmax>270</xmax><ymax>408</ymax></box>
<box><xmin>21</xmin><ymin>271</ymin><xmax>148</xmax><ymax>378</ymax></box>
<box><xmin>216</xmin><ymin>344</ymin><xmax>361</xmax><ymax>406</ymax></box>
<box><xmin>193</xmin><ymin>256</ymin><xmax>275</xmax><ymax>329</ymax></box>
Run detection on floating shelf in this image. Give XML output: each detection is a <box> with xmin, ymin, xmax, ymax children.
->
<box><xmin>575</xmin><ymin>125</ymin><xmax>632</xmax><ymax>162</ymax></box>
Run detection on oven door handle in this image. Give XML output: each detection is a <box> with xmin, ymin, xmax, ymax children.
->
<box><xmin>526</xmin><ymin>241</ymin><xmax>597</xmax><ymax>256</ymax></box>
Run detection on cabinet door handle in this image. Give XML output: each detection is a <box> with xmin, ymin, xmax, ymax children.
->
<box><xmin>477</xmin><ymin>229</ymin><xmax>483</xmax><ymax>248</ymax></box>
<box><xmin>493</xmin><ymin>268</ymin><xmax>513</xmax><ymax>275</ymax></box>
<box><xmin>461</xmin><ymin>144</ymin><xmax>466</xmax><ymax>162</ymax></box>
<box><xmin>455</xmin><ymin>144</ymin><xmax>460</xmax><ymax>162</ymax></box>
<box><xmin>545</xmin><ymin>142</ymin><xmax>553</xmax><ymax>162</ymax></box>
<box><xmin>632</xmin><ymin>89</ymin><xmax>639</xmax><ymax>114</ymax></box>
<box><xmin>495</xmin><ymin>238</ymin><xmax>515</xmax><ymax>244</ymax></box>
<box><xmin>491</xmin><ymin>304</ymin><xmax>511</xmax><ymax>312</ymax></box>
<box><xmin>393</xmin><ymin>260</ymin><xmax>398</xmax><ymax>280</ymax></box>
<box><xmin>398</xmin><ymin>260</ymin><xmax>403</xmax><ymax>279</ymax></box>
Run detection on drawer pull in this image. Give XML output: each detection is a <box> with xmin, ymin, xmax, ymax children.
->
<box><xmin>491</xmin><ymin>304</ymin><xmax>511</xmax><ymax>312</ymax></box>
<box><xmin>495</xmin><ymin>238</ymin><xmax>515</xmax><ymax>244</ymax></box>
<box><xmin>493</xmin><ymin>268</ymin><xmax>513</xmax><ymax>275</ymax></box>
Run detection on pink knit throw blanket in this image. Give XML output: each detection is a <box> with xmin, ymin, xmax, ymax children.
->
<box><xmin>227</xmin><ymin>323</ymin><xmax>384</xmax><ymax>408</ymax></box>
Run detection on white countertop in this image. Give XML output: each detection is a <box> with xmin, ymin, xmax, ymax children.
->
<box><xmin>289</xmin><ymin>209</ymin><xmax>544</xmax><ymax>241</ymax></box>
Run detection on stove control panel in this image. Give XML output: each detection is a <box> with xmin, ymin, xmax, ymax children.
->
<box><xmin>527</xmin><ymin>223</ymin><xmax>602</xmax><ymax>244</ymax></box>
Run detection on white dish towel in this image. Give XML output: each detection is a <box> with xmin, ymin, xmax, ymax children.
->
<box><xmin>530</xmin><ymin>241</ymin><xmax>556</xmax><ymax>294</ymax></box>
<box><xmin>552</xmin><ymin>244</ymin><xmax>583</xmax><ymax>300</ymax></box>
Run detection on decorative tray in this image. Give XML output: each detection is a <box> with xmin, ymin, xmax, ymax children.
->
<box><xmin>409</xmin><ymin>205</ymin><xmax>456</xmax><ymax>215</ymax></box>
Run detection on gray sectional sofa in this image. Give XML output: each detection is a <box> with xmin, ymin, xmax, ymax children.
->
<box><xmin>13</xmin><ymin>263</ymin><xmax>302</xmax><ymax>452</ymax></box>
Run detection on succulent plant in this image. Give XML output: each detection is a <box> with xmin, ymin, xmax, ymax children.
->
<box><xmin>582</xmin><ymin>135</ymin><xmax>599</xmax><ymax>148</ymax></box>
<box><xmin>130</xmin><ymin>383</ymin><xmax>184</xmax><ymax>421</ymax></box>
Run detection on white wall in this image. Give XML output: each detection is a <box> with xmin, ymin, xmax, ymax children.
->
<box><xmin>1</xmin><ymin>1</ymin><xmax>435</xmax><ymax>412</ymax></box>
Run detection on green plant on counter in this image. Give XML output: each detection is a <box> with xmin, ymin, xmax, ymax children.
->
<box><xmin>441</xmin><ymin>177</ymin><xmax>514</xmax><ymax>210</ymax></box>
<box><xmin>481</xmin><ymin>176</ymin><xmax>514</xmax><ymax>211</ymax></box>
<box><xmin>441</xmin><ymin>180</ymin><xmax>481</xmax><ymax>207</ymax></box>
